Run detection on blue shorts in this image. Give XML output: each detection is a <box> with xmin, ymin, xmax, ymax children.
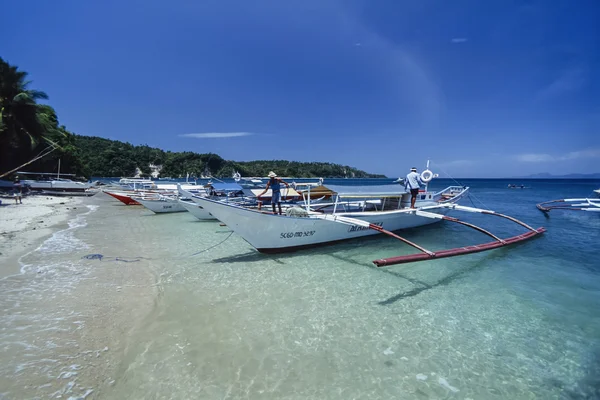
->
<box><xmin>272</xmin><ymin>191</ymin><xmax>281</xmax><ymax>203</ymax></box>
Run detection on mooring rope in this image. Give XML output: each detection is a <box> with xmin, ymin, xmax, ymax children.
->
<box><xmin>431</xmin><ymin>161</ymin><xmax>491</xmax><ymax>210</ymax></box>
<box><xmin>81</xmin><ymin>230</ymin><xmax>235</xmax><ymax>262</ymax></box>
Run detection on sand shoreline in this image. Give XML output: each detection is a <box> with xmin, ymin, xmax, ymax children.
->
<box><xmin>0</xmin><ymin>194</ymin><xmax>83</xmax><ymax>278</ymax></box>
<box><xmin>0</xmin><ymin>193</ymin><xmax>161</xmax><ymax>398</ymax></box>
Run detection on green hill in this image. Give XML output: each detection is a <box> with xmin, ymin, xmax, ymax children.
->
<box><xmin>74</xmin><ymin>135</ymin><xmax>386</xmax><ymax>179</ymax></box>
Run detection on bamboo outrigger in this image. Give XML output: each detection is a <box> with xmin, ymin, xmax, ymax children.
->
<box><xmin>370</xmin><ymin>204</ymin><xmax>545</xmax><ymax>266</ymax></box>
<box><xmin>536</xmin><ymin>198</ymin><xmax>600</xmax><ymax>213</ymax></box>
<box><xmin>313</xmin><ymin>204</ymin><xmax>546</xmax><ymax>267</ymax></box>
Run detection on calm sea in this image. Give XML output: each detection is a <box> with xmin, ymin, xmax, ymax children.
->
<box><xmin>1</xmin><ymin>178</ymin><xmax>599</xmax><ymax>399</ymax></box>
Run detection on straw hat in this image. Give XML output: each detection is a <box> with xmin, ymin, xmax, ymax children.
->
<box><xmin>268</xmin><ymin>171</ymin><xmax>277</xmax><ymax>177</ymax></box>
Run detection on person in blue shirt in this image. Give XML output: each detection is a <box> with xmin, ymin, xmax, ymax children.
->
<box><xmin>257</xmin><ymin>171</ymin><xmax>290</xmax><ymax>215</ymax></box>
<box><xmin>405</xmin><ymin>167</ymin><xmax>426</xmax><ymax>208</ymax></box>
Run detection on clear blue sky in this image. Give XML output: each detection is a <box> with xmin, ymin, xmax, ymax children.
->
<box><xmin>2</xmin><ymin>0</ymin><xmax>598</xmax><ymax>178</ymax></box>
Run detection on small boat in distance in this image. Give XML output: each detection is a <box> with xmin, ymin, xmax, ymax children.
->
<box><xmin>507</xmin><ymin>184</ymin><xmax>530</xmax><ymax>189</ymax></box>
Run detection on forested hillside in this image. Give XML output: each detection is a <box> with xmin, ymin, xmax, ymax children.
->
<box><xmin>74</xmin><ymin>135</ymin><xmax>385</xmax><ymax>178</ymax></box>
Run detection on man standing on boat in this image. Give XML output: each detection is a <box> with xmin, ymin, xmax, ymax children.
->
<box><xmin>257</xmin><ymin>171</ymin><xmax>290</xmax><ymax>215</ymax></box>
<box><xmin>405</xmin><ymin>167</ymin><xmax>425</xmax><ymax>209</ymax></box>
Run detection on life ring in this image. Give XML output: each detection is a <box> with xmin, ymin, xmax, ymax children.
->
<box><xmin>233</xmin><ymin>172</ymin><xmax>241</xmax><ymax>182</ymax></box>
<box><xmin>420</xmin><ymin>169</ymin><xmax>434</xmax><ymax>183</ymax></box>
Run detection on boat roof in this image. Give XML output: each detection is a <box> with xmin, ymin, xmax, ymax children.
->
<box><xmin>243</xmin><ymin>187</ymin><xmax>303</xmax><ymax>197</ymax></box>
<box><xmin>326</xmin><ymin>184</ymin><xmax>408</xmax><ymax>197</ymax></box>
<box><xmin>206</xmin><ymin>182</ymin><xmax>244</xmax><ymax>191</ymax></box>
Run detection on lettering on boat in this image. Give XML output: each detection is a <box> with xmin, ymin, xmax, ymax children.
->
<box><xmin>279</xmin><ymin>230</ymin><xmax>316</xmax><ymax>239</ymax></box>
<box><xmin>162</xmin><ymin>205</ymin><xmax>173</xmax><ymax>209</ymax></box>
<box><xmin>348</xmin><ymin>222</ymin><xmax>382</xmax><ymax>232</ymax></box>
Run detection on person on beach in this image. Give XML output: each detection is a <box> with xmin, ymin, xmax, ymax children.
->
<box><xmin>257</xmin><ymin>171</ymin><xmax>290</xmax><ymax>215</ymax></box>
<box><xmin>405</xmin><ymin>167</ymin><xmax>425</xmax><ymax>209</ymax></box>
<box><xmin>13</xmin><ymin>176</ymin><xmax>22</xmax><ymax>205</ymax></box>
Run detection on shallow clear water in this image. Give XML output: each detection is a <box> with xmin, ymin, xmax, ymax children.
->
<box><xmin>1</xmin><ymin>179</ymin><xmax>599</xmax><ymax>399</ymax></box>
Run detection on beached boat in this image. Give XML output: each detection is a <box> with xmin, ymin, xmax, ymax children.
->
<box><xmin>537</xmin><ymin>198</ymin><xmax>600</xmax><ymax>213</ymax></box>
<box><xmin>16</xmin><ymin>171</ymin><xmax>93</xmax><ymax>193</ymax></box>
<box><xmin>136</xmin><ymin>196</ymin><xmax>187</xmax><ymax>213</ymax></box>
<box><xmin>104</xmin><ymin>190</ymin><xmax>148</xmax><ymax>205</ymax></box>
<box><xmin>178</xmin><ymin>199</ymin><xmax>217</xmax><ymax>220</ymax></box>
<box><xmin>192</xmin><ymin>177</ymin><xmax>544</xmax><ymax>265</ymax></box>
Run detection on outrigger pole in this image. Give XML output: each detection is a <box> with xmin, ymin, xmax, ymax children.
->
<box><xmin>317</xmin><ymin>205</ymin><xmax>545</xmax><ymax>267</ymax></box>
<box><xmin>373</xmin><ymin>204</ymin><xmax>545</xmax><ymax>266</ymax></box>
<box><xmin>536</xmin><ymin>198</ymin><xmax>600</xmax><ymax>213</ymax></box>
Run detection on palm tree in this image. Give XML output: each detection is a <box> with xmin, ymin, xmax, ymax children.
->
<box><xmin>0</xmin><ymin>57</ymin><xmax>55</xmax><ymax>174</ymax></box>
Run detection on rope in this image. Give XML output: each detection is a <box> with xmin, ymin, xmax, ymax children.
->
<box><xmin>81</xmin><ymin>230</ymin><xmax>235</xmax><ymax>261</ymax></box>
<box><xmin>431</xmin><ymin>161</ymin><xmax>491</xmax><ymax>210</ymax></box>
<box><xmin>186</xmin><ymin>231</ymin><xmax>234</xmax><ymax>257</ymax></box>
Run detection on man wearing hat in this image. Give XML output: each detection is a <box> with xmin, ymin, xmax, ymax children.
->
<box><xmin>405</xmin><ymin>167</ymin><xmax>425</xmax><ymax>209</ymax></box>
<box><xmin>257</xmin><ymin>171</ymin><xmax>290</xmax><ymax>215</ymax></box>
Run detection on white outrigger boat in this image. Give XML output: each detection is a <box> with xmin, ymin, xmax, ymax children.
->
<box><xmin>537</xmin><ymin>197</ymin><xmax>600</xmax><ymax>213</ymax></box>
<box><xmin>192</xmin><ymin>168</ymin><xmax>545</xmax><ymax>266</ymax></box>
<box><xmin>178</xmin><ymin>199</ymin><xmax>217</xmax><ymax>220</ymax></box>
<box><xmin>594</xmin><ymin>189</ymin><xmax>600</xmax><ymax>197</ymax></box>
<box><xmin>136</xmin><ymin>195</ymin><xmax>187</xmax><ymax>213</ymax></box>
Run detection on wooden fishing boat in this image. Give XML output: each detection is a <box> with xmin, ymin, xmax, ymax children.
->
<box><xmin>104</xmin><ymin>190</ymin><xmax>144</xmax><ymax>205</ymax></box>
<box><xmin>136</xmin><ymin>196</ymin><xmax>187</xmax><ymax>213</ymax></box>
<box><xmin>192</xmin><ymin>180</ymin><xmax>544</xmax><ymax>265</ymax></box>
<box><xmin>536</xmin><ymin>198</ymin><xmax>600</xmax><ymax>213</ymax></box>
<box><xmin>178</xmin><ymin>199</ymin><xmax>217</xmax><ymax>220</ymax></box>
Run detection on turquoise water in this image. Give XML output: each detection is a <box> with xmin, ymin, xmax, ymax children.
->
<box><xmin>1</xmin><ymin>179</ymin><xmax>599</xmax><ymax>399</ymax></box>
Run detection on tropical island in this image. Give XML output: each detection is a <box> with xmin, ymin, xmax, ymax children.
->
<box><xmin>0</xmin><ymin>58</ymin><xmax>385</xmax><ymax>180</ymax></box>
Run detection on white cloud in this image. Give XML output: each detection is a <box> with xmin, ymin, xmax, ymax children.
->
<box><xmin>516</xmin><ymin>148</ymin><xmax>600</xmax><ymax>162</ymax></box>
<box><xmin>179</xmin><ymin>132</ymin><xmax>255</xmax><ymax>139</ymax></box>
<box><xmin>515</xmin><ymin>153</ymin><xmax>555</xmax><ymax>163</ymax></box>
<box><xmin>560</xmin><ymin>149</ymin><xmax>600</xmax><ymax>160</ymax></box>
<box><xmin>451</xmin><ymin>38</ymin><xmax>468</xmax><ymax>43</ymax></box>
<box><xmin>436</xmin><ymin>159</ymin><xmax>474</xmax><ymax>167</ymax></box>
<box><xmin>535</xmin><ymin>67</ymin><xmax>587</xmax><ymax>102</ymax></box>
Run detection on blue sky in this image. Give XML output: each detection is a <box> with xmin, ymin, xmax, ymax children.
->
<box><xmin>2</xmin><ymin>0</ymin><xmax>598</xmax><ymax>177</ymax></box>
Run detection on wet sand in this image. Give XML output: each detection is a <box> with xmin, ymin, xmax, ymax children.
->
<box><xmin>0</xmin><ymin>195</ymin><xmax>82</xmax><ymax>277</ymax></box>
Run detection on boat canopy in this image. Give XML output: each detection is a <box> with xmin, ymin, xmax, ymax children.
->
<box><xmin>325</xmin><ymin>184</ymin><xmax>408</xmax><ymax>197</ymax></box>
<box><xmin>206</xmin><ymin>182</ymin><xmax>243</xmax><ymax>191</ymax></box>
<box><xmin>244</xmin><ymin>187</ymin><xmax>303</xmax><ymax>198</ymax></box>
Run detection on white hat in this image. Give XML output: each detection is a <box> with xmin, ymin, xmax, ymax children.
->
<box><xmin>268</xmin><ymin>171</ymin><xmax>277</xmax><ymax>177</ymax></box>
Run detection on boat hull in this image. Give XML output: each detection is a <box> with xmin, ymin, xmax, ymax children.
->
<box><xmin>137</xmin><ymin>197</ymin><xmax>186</xmax><ymax>213</ymax></box>
<box><xmin>178</xmin><ymin>200</ymin><xmax>217</xmax><ymax>220</ymax></box>
<box><xmin>21</xmin><ymin>180</ymin><xmax>92</xmax><ymax>192</ymax></box>
<box><xmin>104</xmin><ymin>191</ymin><xmax>141</xmax><ymax>205</ymax></box>
<box><xmin>192</xmin><ymin>196</ymin><xmax>451</xmax><ymax>252</ymax></box>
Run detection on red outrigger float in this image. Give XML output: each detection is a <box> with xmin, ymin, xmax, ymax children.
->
<box><xmin>367</xmin><ymin>204</ymin><xmax>546</xmax><ymax>267</ymax></box>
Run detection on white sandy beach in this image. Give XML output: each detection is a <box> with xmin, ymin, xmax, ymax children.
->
<box><xmin>0</xmin><ymin>193</ymin><xmax>160</xmax><ymax>398</ymax></box>
<box><xmin>0</xmin><ymin>195</ymin><xmax>82</xmax><ymax>276</ymax></box>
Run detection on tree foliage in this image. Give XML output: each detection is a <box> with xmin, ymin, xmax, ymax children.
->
<box><xmin>74</xmin><ymin>135</ymin><xmax>385</xmax><ymax>178</ymax></box>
